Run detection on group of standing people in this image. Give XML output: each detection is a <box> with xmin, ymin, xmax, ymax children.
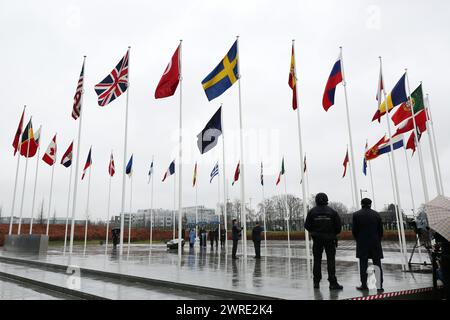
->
<box><xmin>188</xmin><ymin>226</ymin><xmax>225</xmax><ymax>249</ymax></box>
<box><xmin>187</xmin><ymin>191</ymin><xmax>385</xmax><ymax>293</ymax></box>
<box><xmin>305</xmin><ymin>193</ymin><xmax>384</xmax><ymax>292</ymax></box>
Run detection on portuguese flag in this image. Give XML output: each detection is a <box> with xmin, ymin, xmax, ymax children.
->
<box><xmin>391</xmin><ymin>84</ymin><xmax>425</xmax><ymax>126</ymax></box>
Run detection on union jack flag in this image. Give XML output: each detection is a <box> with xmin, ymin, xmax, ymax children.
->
<box><xmin>72</xmin><ymin>60</ymin><xmax>85</xmax><ymax>120</ymax></box>
<box><xmin>94</xmin><ymin>49</ymin><xmax>129</xmax><ymax>107</ymax></box>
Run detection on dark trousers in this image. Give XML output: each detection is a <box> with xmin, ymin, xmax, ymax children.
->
<box><xmin>232</xmin><ymin>239</ymin><xmax>239</xmax><ymax>258</ymax></box>
<box><xmin>312</xmin><ymin>238</ymin><xmax>337</xmax><ymax>284</ymax></box>
<box><xmin>359</xmin><ymin>257</ymin><xmax>383</xmax><ymax>288</ymax></box>
<box><xmin>253</xmin><ymin>240</ymin><xmax>261</xmax><ymax>258</ymax></box>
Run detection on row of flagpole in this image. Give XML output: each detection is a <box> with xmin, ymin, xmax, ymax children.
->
<box><xmin>6</xmin><ymin>39</ymin><xmax>446</xmax><ymax>268</ymax></box>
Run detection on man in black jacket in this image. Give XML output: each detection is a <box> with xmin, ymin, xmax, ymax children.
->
<box><xmin>252</xmin><ymin>222</ymin><xmax>263</xmax><ymax>259</ymax></box>
<box><xmin>305</xmin><ymin>193</ymin><xmax>343</xmax><ymax>290</ymax></box>
<box><xmin>352</xmin><ymin>198</ymin><xmax>384</xmax><ymax>292</ymax></box>
<box><xmin>232</xmin><ymin>219</ymin><xmax>241</xmax><ymax>259</ymax></box>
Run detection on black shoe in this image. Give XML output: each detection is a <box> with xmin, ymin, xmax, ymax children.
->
<box><xmin>314</xmin><ymin>282</ymin><xmax>320</xmax><ymax>289</ymax></box>
<box><xmin>329</xmin><ymin>283</ymin><xmax>343</xmax><ymax>290</ymax></box>
<box><xmin>232</xmin><ymin>256</ymin><xmax>238</xmax><ymax>260</ymax></box>
<box><xmin>356</xmin><ymin>286</ymin><xmax>369</xmax><ymax>291</ymax></box>
<box><xmin>377</xmin><ymin>288</ymin><xmax>385</xmax><ymax>293</ymax></box>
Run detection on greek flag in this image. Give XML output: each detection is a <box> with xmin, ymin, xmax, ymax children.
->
<box><xmin>210</xmin><ymin>162</ymin><xmax>219</xmax><ymax>183</ymax></box>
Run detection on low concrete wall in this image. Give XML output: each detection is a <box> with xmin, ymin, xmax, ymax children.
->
<box><xmin>3</xmin><ymin>234</ymin><xmax>48</xmax><ymax>255</ymax></box>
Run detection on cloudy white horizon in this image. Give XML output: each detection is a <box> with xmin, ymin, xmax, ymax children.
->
<box><xmin>0</xmin><ymin>0</ymin><xmax>448</xmax><ymax>223</ymax></box>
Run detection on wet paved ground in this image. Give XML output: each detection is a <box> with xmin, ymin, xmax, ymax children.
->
<box><xmin>0</xmin><ymin>278</ymin><xmax>63</xmax><ymax>300</ymax></box>
<box><xmin>0</xmin><ymin>240</ymin><xmax>433</xmax><ymax>300</ymax></box>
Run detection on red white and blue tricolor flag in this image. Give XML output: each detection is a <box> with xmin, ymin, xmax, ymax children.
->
<box><xmin>81</xmin><ymin>147</ymin><xmax>92</xmax><ymax>180</ymax></box>
<box><xmin>322</xmin><ymin>57</ymin><xmax>343</xmax><ymax>111</ymax></box>
<box><xmin>94</xmin><ymin>50</ymin><xmax>129</xmax><ymax>107</ymax></box>
<box><xmin>61</xmin><ymin>142</ymin><xmax>73</xmax><ymax>168</ymax></box>
<box><xmin>162</xmin><ymin>160</ymin><xmax>175</xmax><ymax>182</ymax></box>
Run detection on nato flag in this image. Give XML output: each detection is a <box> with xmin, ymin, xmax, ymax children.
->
<box><xmin>197</xmin><ymin>106</ymin><xmax>222</xmax><ymax>154</ymax></box>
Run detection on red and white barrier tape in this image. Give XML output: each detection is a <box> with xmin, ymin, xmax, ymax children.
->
<box><xmin>349</xmin><ymin>287</ymin><xmax>435</xmax><ymax>300</ymax></box>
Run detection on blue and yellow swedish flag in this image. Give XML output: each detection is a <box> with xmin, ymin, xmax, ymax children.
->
<box><xmin>202</xmin><ymin>40</ymin><xmax>239</xmax><ymax>101</ymax></box>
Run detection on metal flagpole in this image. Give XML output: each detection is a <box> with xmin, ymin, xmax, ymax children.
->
<box><xmin>195</xmin><ymin>166</ymin><xmax>198</xmax><ymax>240</ymax></box>
<box><xmin>425</xmin><ymin>94</ymin><xmax>444</xmax><ymax>194</ymax></box>
<box><xmin>45</xmin><ymin>134</ymin><xmax>57</xmax><ymax>236</ymax></box>
<box><xmin>221</xmin><ymin>105</ymin><xmax>228</xmax><ymax>253</ymax></box>
<box><xmin>340</xmin><ymin>47</ymin><xmax>359</xmax><ymax>208</ymax></box>
<box><xmin>404</xmin><ymin>146</ymin><xmax>423</xmax><ymax>263</ymax></box>
<box><xmin>63</xmin><ymin>156</ymin><xmax>74</xmax><ymax>255</ymax></box>
<box><xmin>29</xmin><ymin>125</ymin><xmax>42</xmax><ymax>234</ymax></box>
<box><xmin>178</xmin><ymin>39</ymin><xmax>183</xmax><ymax>260</ymax></box>
<box><xmin>367</xmin><ymin>149</ymin><xmax>376</xmax><ymax>210</ymax></box>
<box><xmin>83</xmin><ymin>162</ymin><xmax>92</xmax><ymax>256</ymax></box>
<box><xmin>236</xmin><ymin>36</ymin><xmax>247</xmax><ymax>258</ymax></box>
<box><xmin>284</xmin><ymin>168</ymin><xmax>291</xmax><ymax>256</ymax></box>
<box><xmin>348</xmin><ymin>152</ymin><xmax>355</xmax><ymax>210</ymax></box>
<box><xmin>173</xmin><ymin>170</ymin><xmax>176</xmax><ymax>239</ymax></box>
<box><xmin>386</xmin><ymin>150</ymin><xmax>406</xmax><ymax>266</ymax></box>
<box><xmin>261</xmin><ymin>162</ymin><xmax>267</xmax><ymax>256</ymax></box>
<box><xmin>378</xmin><ymin>58</ymin><xmax>406</xmax><ymax>266</ymax></box>
<box><xmin>128</xmin><ymin>171</ymin><xmax>133</xmax><ymax>252</ymax></box>
<box><xmin>105</xmin><ymin>152</ymin><xmax>113</xmax><ymax>255</ymax></box>
<box><xmin>18</xmin><ymin>117</ymin><xmax>33</xmax><ymax>235</ymax></box>
<box><xmin>9</xmin><ymin>105</ymin><xmax>26</xmax><ymax>235</ymax></box>
<box><xmin>149</xmin><ymin>155</ymin><xmax>154</xmax><ymax>251</ymax></box>
<box><xmin>119</xmin><ymin>47</ymin><xmax>131</xmax><ymax>257</ymax></box>
<box><xmin>403</xmin><ymin>146</ymin><xmax>416</xmax><ymax>214</ymax></box>
<box><xmin>421</xmin><ymin>90</ymin><xmax>441</xmax><ymax>196</ymax></box>
<box><xmin>379</xmin><ymin>58</ymin><xmax>407</xmax><ymax>266</ymax></box>
<box><xmin>405</xmin><ymin>70</ymin><xmax>429</xmax><ymax>204</ymax></box>
<box><xmin>217</xmin><ymin>161</ymin><xmax>221</xmax><ymax>252</ymax></box>
<box><xmin>292</xmin><ymin>40</ymin><xmax>311</xmax><ymax>263</ymax></box>
<box><xmin>69</xmin><ymin>56</ymin><xmax>86</xmax><ymax>255</ymax></box>
<box><xmin>283</xmin><ymin>158</ymin><xmax>291</xmax><ymax>254</ymax></box>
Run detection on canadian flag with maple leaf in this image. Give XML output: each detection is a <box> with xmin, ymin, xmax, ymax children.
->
<box><xmin>42</xmin><ymin>134</ymin><xmax>57</xmax><ymax>166</ymax></box>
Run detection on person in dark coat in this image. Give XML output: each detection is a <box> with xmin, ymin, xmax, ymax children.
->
<box><xmin>220</xmin><ymin>228</ymin><xmax>226</xmax><ymax>248</ymax></box>
<box><xmin>231</xmin><ymin>219</ymin><xmax>241</xmax><ymax>259</ymax></box>
<box><xmin>214</xmin><ymin>227</ymin><xmax>219</xmax><ymax>248</ymax></box>
<box><xmin>352</xmin><ymin>198</ymin><xmax>384</xmax><ymax>292</ymax></box>
<box><xmin>252</xmin><ymin>222</ymin><xmax>263</xmax><ymax>259</ymax></box>
<box><xmin>305</xmin><ymin>192</ymin><xmax>343</xmax><ymax>290</ymax></box>
<box><xmin>209</xmin><ymin>229</ymin><xmax>215</xmax><ymax>249</ymax></box>
<box><xmin>200</xmin><ymin>227</ymin><xmax>207</xmax><ymax>248</ymax></box>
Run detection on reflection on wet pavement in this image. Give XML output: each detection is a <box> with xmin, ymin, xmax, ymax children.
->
<box><xmin>0</xmin><ymin>240</ymin><xmax>432</xmax><ymax>300</ymax></box>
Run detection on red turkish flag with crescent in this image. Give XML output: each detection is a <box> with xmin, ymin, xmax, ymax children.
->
<box><xmin>155</xmin><ymin>44</ymin><xmax>180</xmax><ymax>99</ymax></box>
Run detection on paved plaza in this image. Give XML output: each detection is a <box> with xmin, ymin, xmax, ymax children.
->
<box><xmin>0</xmin><ymin>240</ymin><xmax>434</xmax><ymax>300</ymax></box>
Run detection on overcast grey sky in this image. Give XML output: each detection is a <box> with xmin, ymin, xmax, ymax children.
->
<box><xmin>1</xmin><ymin>0</ymin><xmax>449</xmax><ymax>222</ymax></box>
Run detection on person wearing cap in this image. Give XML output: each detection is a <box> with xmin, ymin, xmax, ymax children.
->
<box><xmin>305</xmin><ymin>193</ymin><xmax>343</xmax><ymax>290</ymax></box>
<box><xmin>352</xmin><ymin>198</ymin><xmax>384</xmax><ymax>292</ymax></box>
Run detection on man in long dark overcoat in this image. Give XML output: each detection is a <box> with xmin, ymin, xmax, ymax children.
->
<box><xmin>352</xmin><ymin>198</ymin><xmax>384</xmax><ymax>292</ymax></box>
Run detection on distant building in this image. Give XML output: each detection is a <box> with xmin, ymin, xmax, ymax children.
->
<box><xmin>110</xmin><ymin>206</ymin><xmax>217</xmax><ymax>229</ymax></box>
